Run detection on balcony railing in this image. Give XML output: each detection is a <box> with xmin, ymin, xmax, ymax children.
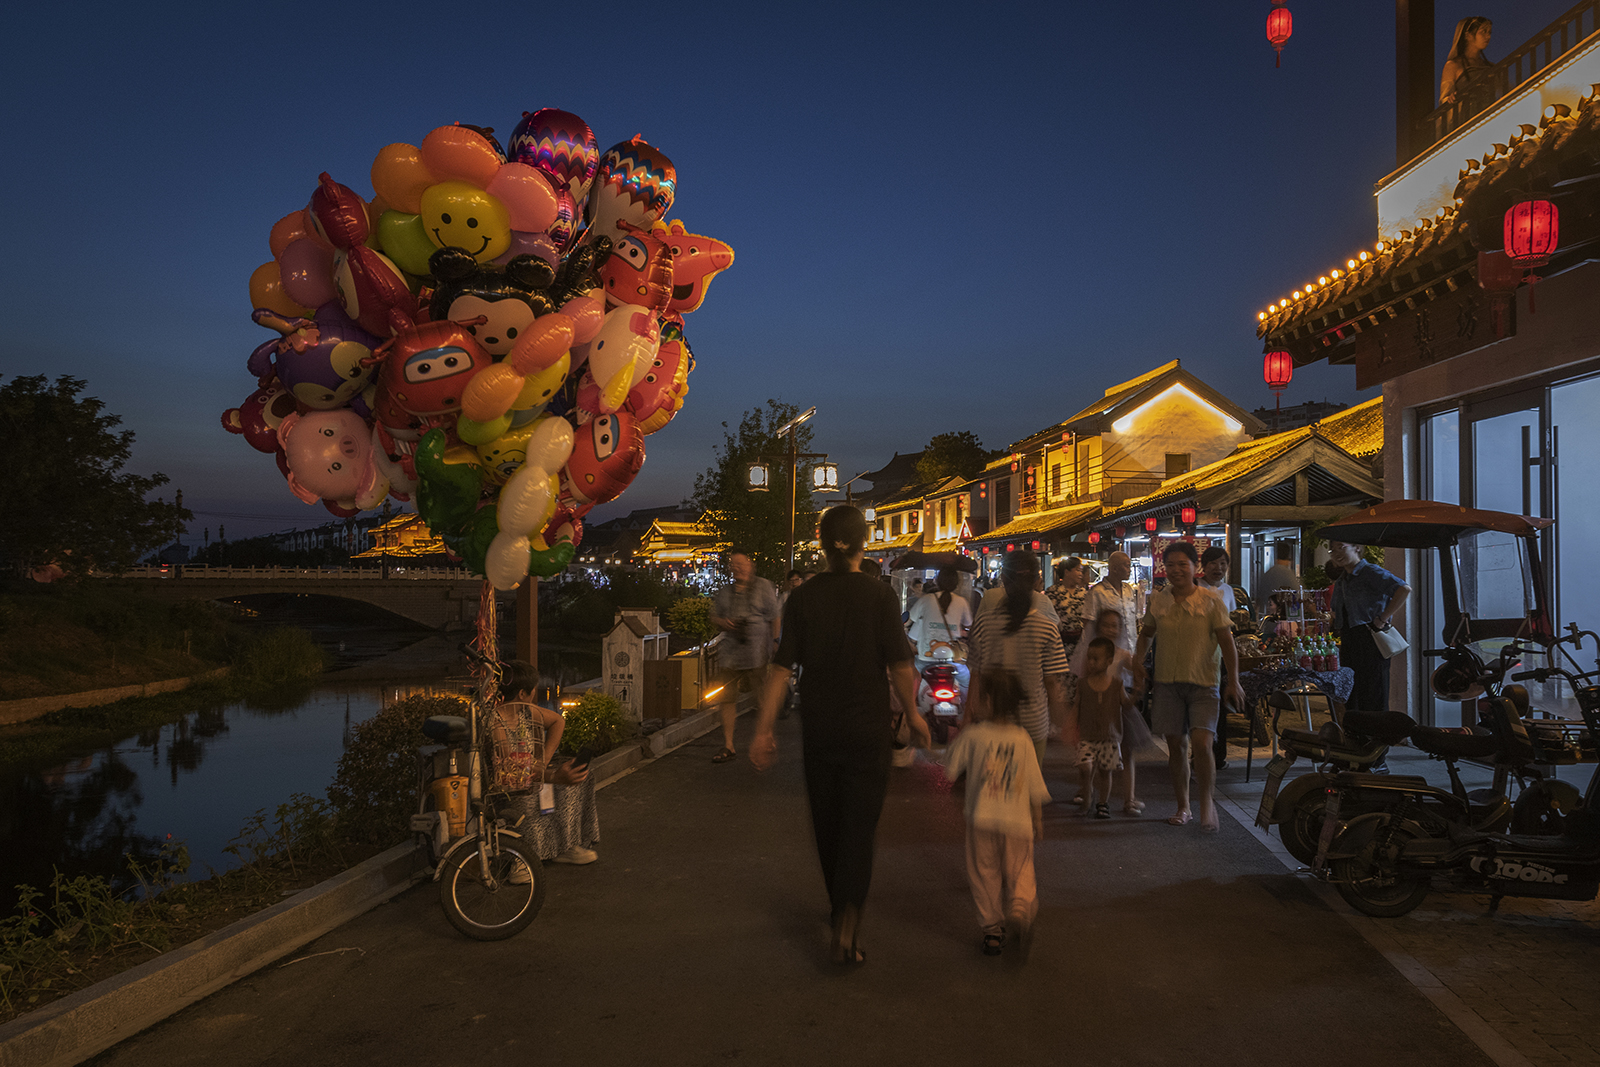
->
<box><xmin>1413</xmin><ymin>1</ymin><xmax>1599</xmax><ymax>161</ymax></box>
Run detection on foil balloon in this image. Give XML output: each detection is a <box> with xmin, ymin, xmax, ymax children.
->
<box><xmin>420</xmin><ymin>181</ymin><xmax>511</xmax><ymax>263</ymax></box>
<box><xmin>598</xmin><ymin>224</ymin><xmax>674</xmax><ymax>313</ymax></box>
<box><xmin>485</xmin><ymin>531</ymin><xmax>532</xmax><ymax>590</ymax></box>
<box><xmin>276</xmin><ymin>409</ymin><xmax>390</xmax><ymax>509</ymax></box>
<box><xmin>655</xmin><ymin>220</ymin><xmax>736</xmax><ymax>320</ymax></box>
<box><xmin>370</xmin><ymin>143</ymin><xmax>436</xmax><ymax>215</ymax></box>
<box><xmin>419</xmin><ymin>124</ymin><xmax>503</xmax><ymax>188</ymax></box>
<box><xmin>429</xmin><ymin>249</ymin><xmax>555</xmax><ymax>357</ymax></box>
<box><xmin>249</xmin><ymin>304</ymin><xmax>379</xmax><ymax>410</ymax></box>
<box><xmin>278</xmin><ymin>237</ymin><xmax>338</xmax><ymax>309</ymax></box>
<box><xmin>307</xmin><ymin>172</ymin><xmax>370</xmax><ymax>250</ymax></box>
<box><xmin>222</xmin><ymin>384</ymin><xmax>297</xmax><ymax>453</ymax></box>
<box><xmin>585</xmin><ymin>137</ymin><xmax>675</xmax><ymax>250</ymax></box>
<box><xmin>570</xmin><ymin>304</ymin><xmax>660</xmax><ymax>414</ymax></box>
<box><xmin>627</xmin><ymin>328</ymin><xmax>692</xmax><ymax>434</ymax></box>
<box><xmin>561</xmin><ymin>410</ymin><xmax>644</xmax><ymax>509</ymax></box>
<box><xmin>367</xmin><ymin>319</ymin><xmax>492</xmax><ymax>437</ymax></box>
<box><xmin>509</xmin><ymin>109</ymin><xmax>598</xmax><ymax>250</ymax></box>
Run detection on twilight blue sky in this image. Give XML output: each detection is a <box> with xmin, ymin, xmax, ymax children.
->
<box><xmin>0</xmin><ymin>1</ymin><xmax>1572</xmax><ymax>539</ymax></box>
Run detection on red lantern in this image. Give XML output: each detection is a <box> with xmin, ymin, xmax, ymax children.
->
<box><xmin>1267</xmin><ymin>1</ymin><xmax>1292</xmax><ymax>67</ymax></box>
<box><xmin>1088</xmin><ymin>531</ymin><xmax>1101</xmax><ymax>545</ymax></box>
<box><xmin>1031</xmin><ymin>540</ymin><xmax>1041</xmax><ymax>551</ymax></box>
<box><xmin>1115</xmin><ymin>525</ymin><xmax>1126</xmax><ymax>538</ymax></box>
<box><xmin>1264</xmin><ymin>350</ymin><xmax>1293</xmax><ymax>394</ymax></box>
<box><xmin>1145</xmin><ymin>517</ymin><xmax>1158</xmax><ymax>533</ymax></box>
<box><xmin>1181</xmin><ymin>506</ymin><xmax>1197</xmax><ymax>525</ymax></box>
<box><xmin>1504</xmin><ymin>199</ymin><xmax>1559</xmax><ymax>269</ymax></box>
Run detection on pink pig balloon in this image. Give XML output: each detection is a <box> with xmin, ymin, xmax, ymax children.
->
<box><xmin>276</xmin><ymin>409</ymin><xmax>388</xmax><ymax>509</ymax></box>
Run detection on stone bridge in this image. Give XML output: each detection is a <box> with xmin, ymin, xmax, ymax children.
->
<box><xmin>102</xmin><ymin>566</ymin><xmax>486</xmax><ymax>630</ymax></box>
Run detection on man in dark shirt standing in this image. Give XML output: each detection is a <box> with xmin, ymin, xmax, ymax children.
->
<box><xmin>751</xmin><ymin>506</ymin><xmax>928</xmax><ymax>966</ymax></box>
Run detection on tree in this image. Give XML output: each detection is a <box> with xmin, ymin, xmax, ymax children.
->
<box><xmin>915</xmin><ymin>430</ymin><xmax>997</xmax><ymax>485</ymax></box>
<box><xmin>0</xmin><ymin>375</ymin><xmax>191</xmax><ymax>577</ymax></box>
<box><xmin>691</xmin><ymin>400</ymin><xmax>818</xmax><ymax>580</ymax></box>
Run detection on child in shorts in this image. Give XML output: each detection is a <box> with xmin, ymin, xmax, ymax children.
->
<box><xmin>1077</xmin><ymin>637</ymin><xmax>1134</xmax><ymax>819</ymax></box>
<box><xmin>945</xmin><ymin>668</ymin><xmax>1052</xmax><ymax>956</ymax></box>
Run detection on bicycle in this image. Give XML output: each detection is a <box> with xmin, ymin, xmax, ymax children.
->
<box><xmin>410</xmin><ymin>644</ymin><xmax>546</xmax><ymax>940</ymax></box>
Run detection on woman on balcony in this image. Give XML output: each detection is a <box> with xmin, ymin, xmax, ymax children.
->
<box><xmin>1440</xmin><ymin>16</ymin><xmax>1494</xmax><ymax>108</ymax></box>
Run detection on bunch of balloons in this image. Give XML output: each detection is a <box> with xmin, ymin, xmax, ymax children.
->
<box><xmin>222</xmin><ymin>110</ymin><xmax>734</xmax><ymax>589</ymax></box>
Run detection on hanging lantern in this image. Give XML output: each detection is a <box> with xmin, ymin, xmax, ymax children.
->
<box><xmin>1088</xmin><ymin>531</ymin><xmax>1101</xmax><ymax>545</ymax></box>
<box><xmin>1504</xmin><ymin>199</ymin><xmax>1559</xmax><ymax>269</ymax></box>
<box><xmin>1267</xmin><ymin>1</ymin><xmax>1292</xmax><ymax>67</ymax></box>
<box><xmin>1031</xmin><ymin>540</ymin><xmax>1041</xmax><ymax>551</ymax></box>
<box><xmin>1145</xmin><ymin>516</ymin><xmax>1158</xmax><ymax>533</ymax></box>
<box><xmin>1264</xmin><ymin>350</ymin><xmax>1293</xmax><ymax>394</ymax></box>
<box><xmin>1115</xmin><ymin>525</ymin><xmax>1126</xmax><ymax>538</ymax></box>
<box><xmin>1181</xmin><ymin>506</ymin><xmax>1197</xmax><ymax>525</ymax></box>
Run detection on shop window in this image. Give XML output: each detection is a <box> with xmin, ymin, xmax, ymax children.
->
<box><xmin>1166</xmin><ymin>453</ymin><xmax>1191</xmax><ymax>479</ymax></box>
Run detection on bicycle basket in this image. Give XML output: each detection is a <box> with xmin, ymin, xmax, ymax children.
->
<box><xmin>487</xmin><ymin>702</ymin><xmax>547</xmax><ymax>796</ymax></box>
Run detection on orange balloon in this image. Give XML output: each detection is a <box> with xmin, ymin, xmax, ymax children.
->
<box><xmin>371</xmin><ymin>143</ymin><xmax>436</xmax><ymax>215</ymax></box>
<box><xmin>269</xmin><ymin>211</ymin><xmax>309</xmax><ymax>259</ymax></box>
<box><xmin>249</xmin><ymin>262</ymin><xmax>313</xmax><ymax>317</ymax></box>
<box><xmin>420</xmin><ymin>125</ymin><xmax>501</xmax><ymax>189</ymax></box>
<box><xmin>462</xmin><ymin>364</ymin><xmax>526</xmax><ymax>422</ymax></box>
<box><xmin>506</xmin><ymin>313</ymin><xmax>576</xmax><ymax>375</ymax></box>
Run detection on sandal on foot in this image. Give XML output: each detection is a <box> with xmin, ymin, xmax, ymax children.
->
<box><xmin>711</xmin><ymin>747</ymin><xmax>736</xmax><ymax>763</ymax></box>
<box><xmin>1166</xmin><ymin>811</ymin><xmax>1193</xmax><ymax>827</ymax></box>
<box><xmin>982</xmin><ymin>933</ymin><xmax>1004</xmax><ymax>956</ymax></box>
<box><xmin>1094</xmin><ymin>802</ymin><xmax>1112</xmax><ymax>820</ymax></box>
<box><xmin>1122</xmin><ymin>800</ymin><xmax>1145</xmax><ymax>816</ymax></box>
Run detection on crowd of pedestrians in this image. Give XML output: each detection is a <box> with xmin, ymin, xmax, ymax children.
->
<box><xmin>724</xmin><ymin>515</ymin><xmax>1405</xmax><ymax>964</ymax></box>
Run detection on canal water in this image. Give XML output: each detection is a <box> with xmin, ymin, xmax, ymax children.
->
<box><xmin>0</xmin><ymin>599</ymin><xmax>602</xmax><ymax>911</ymax></box>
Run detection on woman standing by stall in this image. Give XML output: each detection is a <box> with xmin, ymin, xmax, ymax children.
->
<box><xmin>1328</xmin><ymin>540</ymin><xmax>1410</xmax><ymax>715</ymax></box>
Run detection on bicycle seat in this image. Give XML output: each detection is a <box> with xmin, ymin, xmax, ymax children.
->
<box><xmin>1341</xmin><ymin>710</ymin><xmax>1416</xmax><ymax>745</ymax></box>
<box><xmin>423</xmin><ymin>715</ymin><xmax>470</xmax><ymax>743</ymax></box>
<box><xmin>1410</xmin><ymin>723</ymin><xmax>1501</xmax><ymax>760</ymax></box>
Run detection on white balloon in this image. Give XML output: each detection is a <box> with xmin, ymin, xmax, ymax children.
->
<box><xmin>498</xmin><ymin>466</ymin><xmax>557</xmax><ymax>535</ymax></box>
<box><xmin>523</xmin><ymin>414</ymin><xmax>575</xmax><ymax>474</ymax></box>
<box><xmin>486</xmin><ymin>531</ymin><xmax>531</xmax><ymax>590</ymax></box>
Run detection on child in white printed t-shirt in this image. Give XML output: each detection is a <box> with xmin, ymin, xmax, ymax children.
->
<box><xmin>945</xmin><ymin>667</ymin><xmax>1052</xmax><ymax>957</ymax></box>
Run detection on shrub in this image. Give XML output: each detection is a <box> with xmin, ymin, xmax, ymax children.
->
<box><xmin>327</xmin><ymin>693</ymin><xmax>469</xmax><ymax>846</ymax></box>
<box><xmin>232</xmin><ymin>628</ymin><xmax>326</xmax><ymax>688</ymax></box>
<box><xmin>665</xmin><ymin>595</ymin><xmax>715</xmax><ymax>643</ymax></box>
<box><xmin>560</xmin><ymin>690</ymin><xmax>635</xmax><ymax>756</ymax></box>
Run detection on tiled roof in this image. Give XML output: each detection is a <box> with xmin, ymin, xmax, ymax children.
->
<box><xmin>1256</xmin><ymin>88</ymin><xmax>1600</xmax><ymax>358</ymax></box>
<box><xmin>866</xmin><ymin>531</ymin><xmax>924</xmax><ymax>553</ymax></box>
<box><xmin>969</xmin><ymin>502</ymin><xmax>1100</xmax><ymax>542</ymax></box>
<box><xmin>1115</xmin><ymin>398</ymin><xmax>1383</xmax><ymax>511</ymax></box>
<box><xmin>1316</xmin><ymin>398</ymin><xmax>1383</xmax><ymax>458</ymax></box>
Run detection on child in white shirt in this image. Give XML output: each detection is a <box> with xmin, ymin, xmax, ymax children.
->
<box><xmin>945</xmin><ymin>667</ymin><xmax>1052</xmax><ymax>956</ymax></box>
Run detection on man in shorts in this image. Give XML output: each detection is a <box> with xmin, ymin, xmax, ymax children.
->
<box><xmin>1131</xmin><ymin>541</ymin><xmax>1245</xmax><ymax>833</ymax></box>
<box><xmin>710</xmin><ymin>549</ymin><xmax>779</xmax><ymax>763</ymax></box>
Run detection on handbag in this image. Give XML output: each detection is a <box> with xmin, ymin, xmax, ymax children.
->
<box><xmin>1370</xmin><ymin>623</ymin><xmax>1408</xmax><ymax>659</ymax></box>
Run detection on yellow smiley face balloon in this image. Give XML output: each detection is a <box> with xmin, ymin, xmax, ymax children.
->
<box><xmin>420</xmin><ymin>181</ymin><xmax>510</xmax><ymax>262</ymax></box>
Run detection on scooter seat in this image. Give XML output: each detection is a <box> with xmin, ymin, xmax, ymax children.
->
<box><xmin>1341</xmin><ymin>710</ymin><xmax>1416</xmax><ymax>745</ymax></box>
<box><xmin>1410</xmin><ymin>724</ymin><xmax>1501</xmax><ymax>760</ymax></box>
<box><xmin>423</xmin><ymin>715</ymin><xmax>470</xmax><ymax>743</ymax></box>
<box><xmin>1278</xmin><ymin>728</ymin><xmax>1385</xmax><ymax>765</ymax></box>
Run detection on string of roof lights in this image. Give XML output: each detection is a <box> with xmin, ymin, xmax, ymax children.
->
<box><xmin>1254</xmin><ymin>97</ymin><xmax>1589</xmax><ymax>328</ymax></box>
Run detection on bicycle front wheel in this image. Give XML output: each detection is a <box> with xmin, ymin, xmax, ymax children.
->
<box><xmin>439</xmin><ymin>836</ymin><xmax>545</xmax><ymax>940</ymax></box>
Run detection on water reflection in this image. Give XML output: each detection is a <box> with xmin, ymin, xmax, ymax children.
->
<box><xmin>0</xmin><ymin>687</ymin><xmax>392</xmax><ymax>913</ymax></box>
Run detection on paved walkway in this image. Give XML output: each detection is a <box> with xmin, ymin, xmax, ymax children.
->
<box><xmin>1216</xmin><ymin>740</ymin><xmax>1600</xmax><ymax>1067</ymax></box>
<box><xmin>86</xmin><ymin>711</ymin><xmax>1578</xmax><ymax>1067</ymax></box>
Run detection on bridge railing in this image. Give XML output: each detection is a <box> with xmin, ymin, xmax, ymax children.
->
<box><xmin>106</xmin><ymin>565</ymin><xmax>475</xmax><ymax>581</ymax></box>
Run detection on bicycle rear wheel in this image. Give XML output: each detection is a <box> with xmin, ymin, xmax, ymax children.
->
<box><xmin>439</xmin><ymin>836</ymin><xmax>545</xmax><ymax>940</ymax></box>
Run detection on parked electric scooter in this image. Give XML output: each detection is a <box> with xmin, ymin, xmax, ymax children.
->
<box><xmin>1328</xmin><ymin>642</ymin><xmax>1600</xmax><ymax>917</ymax></box>
<box><xmin>919</xmin><ymin>647</ymin><xmax>967</xmax><ymax>745</ymax></box>
<box><xmin>1256</xmin><ymin>704</ymin><xmax>1416</xmax><ymax>865</ymax></box>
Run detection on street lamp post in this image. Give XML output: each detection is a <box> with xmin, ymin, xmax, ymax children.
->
<box><xmin>746</xmin><ymin>407</ymin><xmax>836</xmax><ymax>572</ymax></box>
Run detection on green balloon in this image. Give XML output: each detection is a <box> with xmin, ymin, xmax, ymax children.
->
<box><xmin>528</xmin><ymin>541</ymin><xmax>575</xmax><ymax>578</ymax></box>
<box><xmin>457</xmin><ymin>412</ymin><xmax>511</xmax><ymax>446</ymax></box>
<box><xmin>377</xmin><ymin>210</ymin><xmax>436</xmax><ymax>277</ymax></box>
<box><xmin>414</xmin><ymin>429</ymin><xmax>483</xmax><ymax>534</ymax></box>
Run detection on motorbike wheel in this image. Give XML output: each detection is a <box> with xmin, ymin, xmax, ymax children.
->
<box><xmin>1330</xmin><ymin>813</ymin><xmax>1431</xmax><ymax>918</ymax></box>
<box><xmin>1275</xmin><ymin>777</ymin><xmax>1335</xmax><ymax>866</ymax></box>
<box><xmin>439</xmin><ymin>836</ymin><xmax>545</xmax><ymax>940</ymax></box>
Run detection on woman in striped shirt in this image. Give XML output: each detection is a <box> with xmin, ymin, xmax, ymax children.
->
<box><xmin>966</xmin><ymin>550</ymin><xmax>1070</xmax><ymax>772</ymax></box>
